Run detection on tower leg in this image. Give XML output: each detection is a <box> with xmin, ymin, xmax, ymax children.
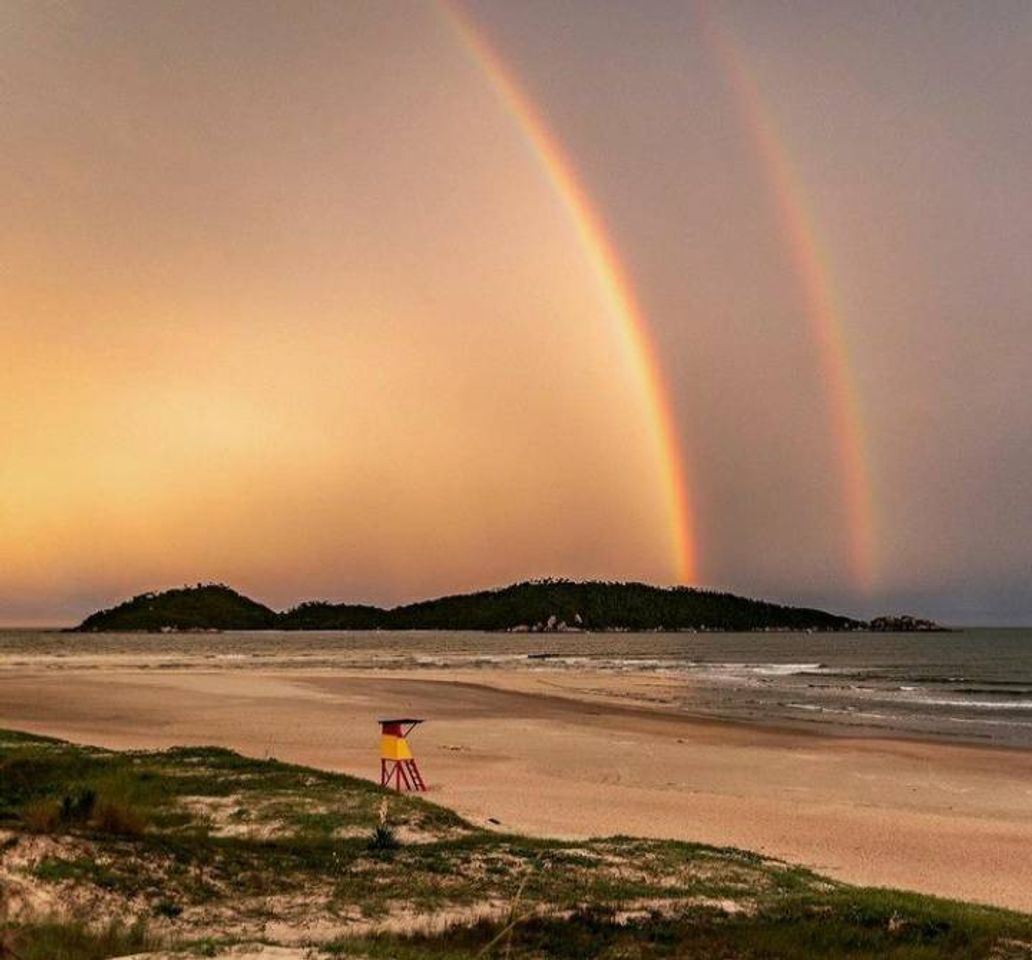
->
<box><xmin>380</xmin><ymin>757</ymin><xmax>427</xmax><ymax>791</ymax></box>
<box><xmin>404</xmin><ymin>759</ymin><xmax>426</xmax><ymax>791</ymax></box>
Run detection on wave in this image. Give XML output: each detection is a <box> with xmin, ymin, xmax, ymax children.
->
<box><xmin>690</xmin><ymin>662</ymin><xmax>825</xmax><ymax>677</ymax></box>
<box><xmin>908</xmin><ymin>696</ymin><xmax>1032</xmax><ymax>711</ymax></box>
<box><xmin>784</xmin><ymin>702</ymin><xmax>896</xmax><ymax>721</ymax></box>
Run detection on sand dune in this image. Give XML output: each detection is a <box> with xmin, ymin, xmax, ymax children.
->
<box><xmin>2</xmin><ymin>664</ymin><xmax>1030</xmax><ymax>912</ymax></box>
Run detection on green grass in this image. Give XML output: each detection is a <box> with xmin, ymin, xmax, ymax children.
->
<box><xmin>331</xmin><ymin>900</ymin><xmax>1032</xmax><ymax>959</ymax></box>
<box><xmin>1</xmin><ymin>728</ymin><xmax>1030</xmax><ymax>959</ymax></box>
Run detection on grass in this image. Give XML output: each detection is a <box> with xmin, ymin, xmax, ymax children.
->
<box><xmin>367</xmin><ymin>822</ymin><xmax>399</xmax><ymax>853</ymax></box>
<box><xmin>332</xmin><ymin>900</ymin><xmax>1032</xmax><ymax>959</ymax></box>
<box><xmin>0</xmin><ymin>916</ymin><xmax>158</xmax><ymax>960</ymax></box>
<box><xmin>0</xmin><ymin>728</ymin><xmax>1030</xmax><ymax>959</ymax></box>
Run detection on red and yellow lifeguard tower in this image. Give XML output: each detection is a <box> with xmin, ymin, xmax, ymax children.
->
<box><xmin>378</xmin><ymin>718</ymin><xmax>427</xmax><ymax>791</ymax></box>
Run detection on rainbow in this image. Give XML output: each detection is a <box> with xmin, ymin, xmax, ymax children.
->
<box><xmin>439</xmin><ymin>1</ymin><xmax>698</xmax><ymax>585</ymax></box>
<box><xmin>701</xmin><ymin>9</ymin><xmax>876</xmax><ymax>589</ymax></box>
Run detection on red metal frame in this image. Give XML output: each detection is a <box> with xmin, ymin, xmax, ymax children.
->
<box><xmin>380</xmin><ymin>757</ymin><xmax>426</xmax><ymax>791</ymax></box>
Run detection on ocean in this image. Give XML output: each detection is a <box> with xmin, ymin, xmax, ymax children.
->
<box><xmin>3</xmin><ymin>627</ymin><xmax>1031</xmax><ymax>748</ymax></box>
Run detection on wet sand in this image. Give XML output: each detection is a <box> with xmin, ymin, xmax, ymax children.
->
<box><xmin>2</xmin><ymin>665</ymin><xmax>1030</xmax><ymax>912</ymax></box>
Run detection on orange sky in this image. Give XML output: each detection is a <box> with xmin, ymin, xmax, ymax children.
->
<box><xmin>1</xmin><ymin>2</ymin><xmax>680</xmax><ymax>621</ymax></box>
<box><xmin>3</xmin><ymin>2</ymin><xmax>1031</xmax><ymax>625</ymax></box>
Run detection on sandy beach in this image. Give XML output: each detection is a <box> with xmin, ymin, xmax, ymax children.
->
<box><xmin>2</xmin><ymin>662</ymin><xmax>1030</xmax><ymax>913</ymax></box>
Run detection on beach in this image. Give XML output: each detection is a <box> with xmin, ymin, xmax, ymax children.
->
<box><xmin>2</xmin><ymin>653</ymin><xmax>1030</xmax><ymax>913</ymax></box>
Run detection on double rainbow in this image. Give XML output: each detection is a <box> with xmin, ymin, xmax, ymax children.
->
<box><xmin>439</xmin><ymin>2</ymin><xmax>875</xmax><ymax>590</ymax></box>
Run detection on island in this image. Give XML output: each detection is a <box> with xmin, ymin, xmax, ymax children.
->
<box><xmin>73</xmin><ymin>579</ymin><xmax>880</xmax><ymax>633</ymax></box>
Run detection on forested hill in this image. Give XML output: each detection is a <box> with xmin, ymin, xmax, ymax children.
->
<box><xmin>75</xmin><ymin>580</ymin><xmax>863</xmax><ymax>632</ymax></box>
<box><xmin>76</xmin><ymin>584</ymin><xmax>279</xmax><ymax>632</ymax></box>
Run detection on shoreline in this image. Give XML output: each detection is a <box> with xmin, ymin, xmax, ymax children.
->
<box><xmin>2</xmin><ymin>649</ymin><xmax>1028</xmax><ymax>753</ymax></box>
<box><xmin>1</xmin><ymin>663</ymin><xmax>1031</xmax><ymax>911</ymax></box>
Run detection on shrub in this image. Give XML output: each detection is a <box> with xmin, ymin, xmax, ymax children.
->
<box><xmin>20</xmin><ymin>799</ymin><xmax>60</xmax><ymax>833</ymax></box>
<box><xmin>153</xmin><ymin>898</ymin><xmax>182</xmax><ymax>919</ymax></box>
<box><xmin>91</xmin><ymin>797</ymin><xmax>147</xmax><ymax>836</ymax></box>
<box><xmin>367</xmin><ymin>823</ymin><xmax>399</xmax><ymax>853</ymax></box>
<box><xmin>60</xmin><ymin>788</ymin><xmax>96</xmax><ymax>823</ymax></box>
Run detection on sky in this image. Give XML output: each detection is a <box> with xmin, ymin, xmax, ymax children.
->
<box><xmin>1</xmin><ymin>1</ymin><xmax>1029</xmax><ymax>626</ymax></box>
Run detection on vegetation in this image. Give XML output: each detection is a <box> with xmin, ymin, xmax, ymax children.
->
<box><xmin>75</xmin><ymin>579</ymin><xmax>863</xmax><ymax>633</ymax></box>
<box><xmin>1</xmin><ymin>729</ymin><xmax>1029</xmax><ymax>958</ymax></box>
<box><xmin>77</xmin><ymin>583</ymin><xmax>278</xmax><ymax>632</ymax></box>
<box><xmin>278</xmin><ymin>599</ymin><xmax>386</xmax><ymax>630</ymax></box>
<box><xmin>0</xmin><ymin>916</ymin><xmax>157</xmax><ymax>960</ymax></box>
<box><xmin>372</xmin><ymin>579</ymin><xmax>859</xmax><ymax>631</ymax></box>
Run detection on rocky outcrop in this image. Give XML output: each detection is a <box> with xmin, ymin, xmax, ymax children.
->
<box><xmin>868</xmin><ymin>615</ymin><xmax>947</xmax><ymax>632</ymax></box>
<box><xmin>510</xmin><ymin>613</ymin><xmax>584</xmax><ymax>633</ymax></box>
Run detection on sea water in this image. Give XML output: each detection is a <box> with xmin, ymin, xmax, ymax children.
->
<box><xmin>2</xmin><ymin>627</ymin><xmax>1031</xmax><ymax>748</ymax></box>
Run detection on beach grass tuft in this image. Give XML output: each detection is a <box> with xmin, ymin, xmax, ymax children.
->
<box><xmin>0</xmin><ymin>916</ymin><xmax>159</xmax><ymax>960</ymax></box>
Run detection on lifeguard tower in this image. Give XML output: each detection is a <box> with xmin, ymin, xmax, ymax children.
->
<box><xmin>378</xmin><ymin>718</ymin><xmax>427</xmax><ymax>791</ymax></box>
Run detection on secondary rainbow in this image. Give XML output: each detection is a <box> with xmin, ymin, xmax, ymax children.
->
<box><xmin>439</xmin><ymin>1</ymin><xmax>698</xmax><ymax>585</ymax></box>
<box><xmin>701</xmin><ymin>10</ymin><xmax>877</xmax><ymax>590</ymax></box>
